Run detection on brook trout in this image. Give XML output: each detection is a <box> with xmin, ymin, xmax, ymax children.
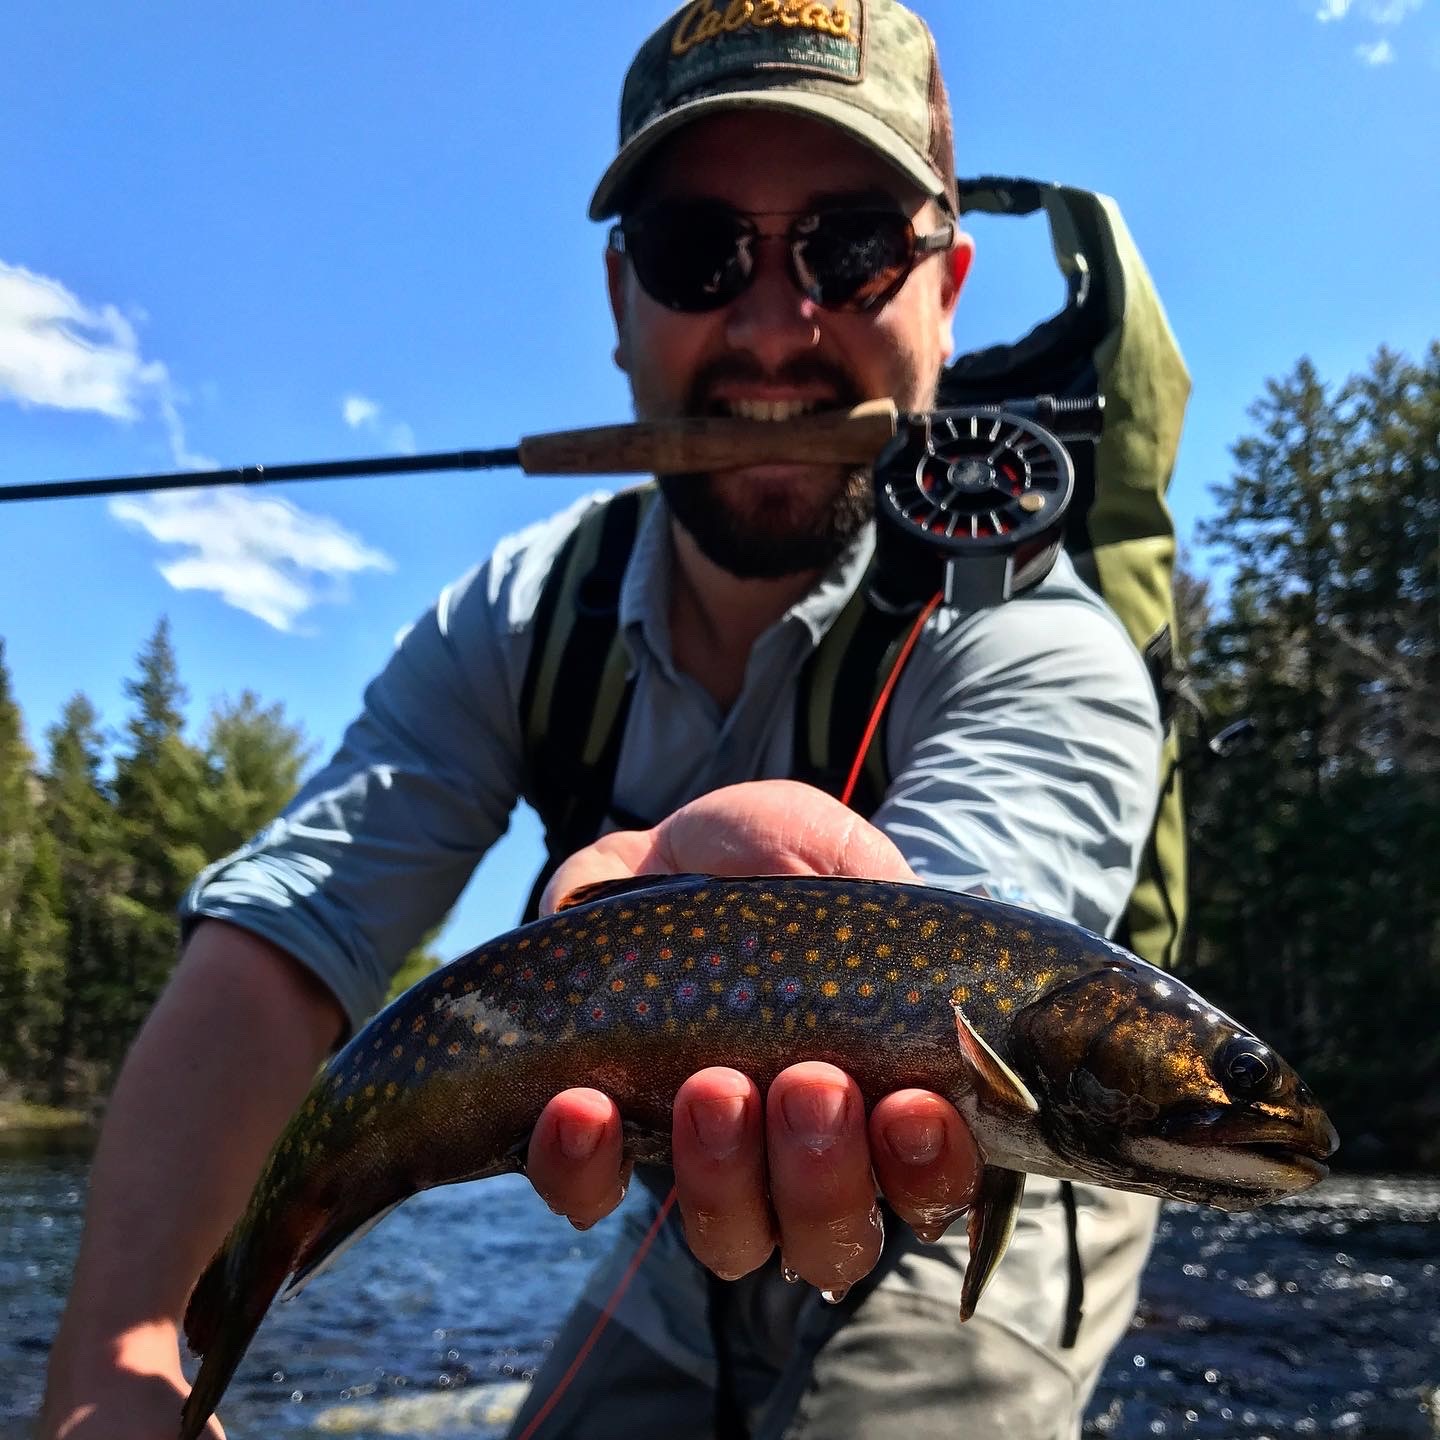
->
<box><xmin>180</xmin><ymin>874</ymin><xmax>1337</xmax><ymax>1437</ymax></box>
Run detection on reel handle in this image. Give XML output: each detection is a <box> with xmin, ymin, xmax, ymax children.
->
<box><xmin>516</xmin><ymin>399</ymin><xmax>899</xmax><ymax>475</ymax></box>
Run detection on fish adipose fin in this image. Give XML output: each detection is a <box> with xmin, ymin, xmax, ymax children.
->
<box><xmin>952</xmin><ymin>1006</ymin><xmax>1039</xmax><ymax>1120</ymax></box>
<box><xmin>960</xmin><ymin>1165</ymin><xmax>1027</xmax><ymax>1321</ymax></box>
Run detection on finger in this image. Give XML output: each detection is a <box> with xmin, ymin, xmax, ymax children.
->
<box><xmin>671</xmin><ymin>1068</ymin><xmax>774</xmax><ymax>1279</ymax></box>
<box><xmin>765</xmin><ymin>1063</ymin><xmax>883</xmax><ymax>1296</ymax></box>
<box><xmin>869</xmin><ymin>1090</ymin><xmax>981</xmax><ymax>1243</ymax></box>
<box><xmin>526</xmin><ymin>1088</ymin><xmax>628</xmax><ymax>1228</ymax></box>
<box><xmin>540</xmin><ymin>829</ymin><xmax>657</xmax><ymax>915</ymax></box>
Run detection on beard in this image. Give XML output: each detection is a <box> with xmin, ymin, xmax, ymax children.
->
<box><xmin>658</xmin><ymin>466</ymin><xmax>874</xmax><ymax>580</ymax></box>
<box><xmin>654</xmin><ymin>355</ymin><xmax>877</xmax><ymax>580</ymax></box>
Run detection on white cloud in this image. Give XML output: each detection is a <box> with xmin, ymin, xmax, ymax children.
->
<box><xmin>343</xmin><ymin>394</ymin><xmax>380</xmax><ymax>429</ymax></box>
<box><xmin>109</xmin><ymin>489</ymin><xmax>395</xmax><ymax>632</ymax></box>
<box><xmin>1317</xmin><ymin>0</ymin><xmax>1353</xmax><ymax>19</ymax></box>
<box><xmin>0</xmin><ymin>260</ymin><xmax>213</xmax><ymax>469</ymax></box>
<box><xmin>1365</xmin><ymin>0</ymin><xmax>1421</xmax><ymax>23</ymax></box>
<box><xmin>1356</xmin><ymin>35</ymin><xmax>1397</xmax><ymax>59</ymax></box>
<box><xmin>340</xmin><ymin>392</ymin><xmax>417</xmax><ymax>455</ymax></box>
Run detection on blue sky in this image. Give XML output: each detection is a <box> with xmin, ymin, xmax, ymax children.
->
<box><xmin>2</xmin><ymin>0</ymin><xmax>1437</xmax><ymax>955</ymax></box>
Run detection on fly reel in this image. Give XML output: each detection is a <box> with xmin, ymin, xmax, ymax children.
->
<box><xmin>871</xmin><ymin>395</ymin><xmax>1104</xmax><ymax>611</ymax></box>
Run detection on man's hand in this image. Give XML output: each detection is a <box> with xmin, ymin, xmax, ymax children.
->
<box><xmin>526</xmin><ymin>781</ymin><xmax>980</xmax><ymax>1295</ymax></box>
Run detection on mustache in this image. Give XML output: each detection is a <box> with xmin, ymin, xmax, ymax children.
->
<box><xmin>686</xmin><ymin>354</ymin><xmax>864</xmax><ymax>415</ymax></box>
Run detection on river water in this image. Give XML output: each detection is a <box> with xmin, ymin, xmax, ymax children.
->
<box><xmin>2</xmin><ymin>1162</ymin><xmax>1436</xmax><ymax>1439</ymax></box>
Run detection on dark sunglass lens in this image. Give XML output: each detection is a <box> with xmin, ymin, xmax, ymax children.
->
<box><xmin>626</xmin><ymin>203</ymin><xmax>751</xmax><ymax>312</ymax></box>
<box><xmin>796</xmin><ymin>211</ymin><xmax>913</xmax><ymax>310</ymax></box>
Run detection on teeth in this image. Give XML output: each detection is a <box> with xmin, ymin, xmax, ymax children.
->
<box><xmin>728</xmin><ymin>399</ymin><xmax>820</xmax><ymax>422</ymax></box>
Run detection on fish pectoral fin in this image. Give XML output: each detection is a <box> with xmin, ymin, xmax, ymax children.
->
<box><xmin>960</xmin><ymin>1165</ymin><xmax>1026</xmax><ymax>1321</ymax></box>
<box><xmin>280</xmin><ymin>1199</ymin><xmax>404</xmax><ymax>1303</ymax></box>
<box><xmin>952</xmin><ymin>1006</ymin><xmax>1039</xmax><ymax>1121</ymax></box>
<box><xmin>553</xmin><ymin>873</ymin><xmax>711</xmax><ymax>911</ymax></box>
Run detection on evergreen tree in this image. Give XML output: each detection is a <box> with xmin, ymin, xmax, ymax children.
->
<box><xmin>1186</xmin><ymin>347</ymin><xmax>1440</xmax><ymax>1166</ymax></box>
<box><xmin>194</xmin><ymin>691</ymin><xmax>313</xmax><ymax>861</ymax></box>
<box><xmin>0</xmin><ymin>638</ymin><xmax>51</xmax><ymax>1079</ymax></box>
<box><xmin>110</xmin><ymin>619</ymin><xmax>206</xmax><ymax>1037</ymax></box>
<box><xmin>43</xmin><ymin>695</ymin><xmax>128</xmax><ymax>1093</ymax></box>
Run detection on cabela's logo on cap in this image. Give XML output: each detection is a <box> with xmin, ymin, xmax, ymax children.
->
<box><xmin>666</xmin><ymin>0</ymin><xmax>864</xmax><ymax>89</ymax></box>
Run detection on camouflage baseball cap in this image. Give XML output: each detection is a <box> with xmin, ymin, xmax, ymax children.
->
<box><xmin>589</xmin><ymin>0</ymin><xmax>958</xmax><ymax>221</ymax></box>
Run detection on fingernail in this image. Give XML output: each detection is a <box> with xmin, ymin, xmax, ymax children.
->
<box><xmin>782</xmin><ymin>1262</ymin><xmax>801</xmax><ymax>1284</ymax></box>
<box><xmin>690</xmin><ymin>1095</ymin><xmax>748</xmax><ymax>1159</ymax></box>
<box><xmin>883</xmin><ymin>1115</ymin><xmax>944</xmax><ymax>1166</ymax></box>
<box><xmin>557</xmin><ymin>1118</ymin><xmax>602</xmax><ymax>1161</ymax></box>
<box><xmin>781</xmin><ymin>1084</ymin><xmax>848</xmax><ymax>1152</ymax></box>
<box><xmin>820</xmin><ymin>1286</ymin><xmax>850</xmax><ymax>1305</ymax></box>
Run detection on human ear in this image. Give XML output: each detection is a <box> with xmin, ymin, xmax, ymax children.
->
<box><xmin>605</xmin><ymin>245</ymin><xmax>630</xmax><ymax>373</ymax></box>
<box><xmin>937</xmin><ymin>229</ymin><xmax>974</xmax><ymax>358</ymax></box>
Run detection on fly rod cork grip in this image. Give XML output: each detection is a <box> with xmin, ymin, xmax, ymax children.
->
<box><xmin>515</xmin><ymin>399</ymin><xmax>899</xmax><ymax>476</ymax></box>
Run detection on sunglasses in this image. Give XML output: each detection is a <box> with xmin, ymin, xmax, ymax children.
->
<box><xmin>610</xmin><ymin>199</ymin><xmax>956</xmax><ymax>315</ymax></box>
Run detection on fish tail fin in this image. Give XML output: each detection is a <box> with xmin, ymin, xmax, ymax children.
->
<box><xmin>180</xmin><ymin>1216</ymin><xmax>293</xmax><ymax>1440</ymax></box>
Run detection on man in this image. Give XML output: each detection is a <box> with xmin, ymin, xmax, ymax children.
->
<box><xmin>39</xmin><ymin>3</ymin><xmax>1163</xmax><ymax>1437</ymax></box>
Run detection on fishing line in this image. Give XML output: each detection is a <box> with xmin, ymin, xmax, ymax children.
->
<box><xmin>514</xmin><ymin>1188</ymin><xmax>679</xmax><ymax>1440</ymax></box>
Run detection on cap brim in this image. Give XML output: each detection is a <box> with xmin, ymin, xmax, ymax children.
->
<box><xmin>588</xmin><ymin>91</ymin><xmax>947</xmax><ymax>221</ymax></box>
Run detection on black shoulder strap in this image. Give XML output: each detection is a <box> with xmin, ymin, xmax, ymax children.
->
<box><xmin>792</xmin><ymin>569</ymin><xmax>929</xmax><ymax>821</ymax></box>
<box><xmin>519</xmin><ymin>487</ymin><xmax>652</xmax><ymax>919</ymax></box>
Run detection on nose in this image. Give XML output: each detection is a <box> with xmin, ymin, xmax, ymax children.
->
<box><xmin>722</xmin><ymin>236</ymin><xmax>822</xmax><ymax>370</ymax></box>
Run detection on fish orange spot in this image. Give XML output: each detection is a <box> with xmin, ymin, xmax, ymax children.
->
<box><xmin>998</xmin><ymin>997</ymin><xmax>1015</xmax><ymax>1013</ymax></box>
<box><xmin>983</xmin><ymin>923</ymin><xmax>999</xmax><ymax>938</ymax></box>
<box><xmin>411</xmin><ymin>1017</ymin><xmax>426</xmax><ymax>1034</ymax></box>
<box><xmin>385</xmin><ymin>1082</ymin><xmax>398</xmax><ymax>1098</ymax></box>
<box><xmin>428</xmin><ymin>1034</ymin><xmax>440</xmax><ymax>1048</ymax></box>
<box><xmin>886</xmin><ymin>968</ymin><xmax>900</xmax><ymax>983</ymax></box>
<box><xmin>632</xmin><ymin>924</ymin><xmax>645</xmax><ymax>936</ymax></box>
<box><xmin>442</xmin><ymin>975</ymin><xmax>455</xmax><ymax>989</ymax></box>
<box><xmin>821</xmin><ymin>979</ymin><xmax>840</xmax><ymax>998</ymax></box>
<box><xmin>364</xmin><ymin>1085</ymin><xmax>376</xmax><ymax>1099</ymax></box>
<box><xmin>814</xmin><ymin>908</ymin><xmax>828</xmax><ymax>921</ymax></box>
<box><xmin>345</xmin><ymin>1096</ymin><xmax>355</xmax><ymax>1112</ymax></box>
<box><xmin>931</xmin><ymin>970</ymin><xmax>948</xmax><ymax>985</ymax></box>
<box><xmin>544</xmin><ymin>979</ymin><xmax>557</xmax><ymax>992</ymax></box>
<box><xmin>705</xmin><ymin>1005</ymin><xmax>719</xmax><ymax>1021</ymax></box>
<box><xmin>996</xmin><ymin>950</ymin><xmax>1012</xmax><ymax>970</ymax></box>
<box><xmin>500</xmin><ymin>1032</ymin><xmax>519</xmax><ymax>1047</ymax></box>
<box><xmin>887</xmin><ymin>916</ymin><xmax>900</xmax><ymax>929</ymax></box>
<box><xmin>566</xmin><ymin>993</ymin><xmax>581</xmax><ymax>1006</ymax></box>
<box><xmin>517</xmin><ymin>937</ymin><xmax>532</xmax><ymax>950</ymax></box>
<box><xmin>770</xmin><ymin>950</ymin><xmax>784</xmax><ymax>964</ymax></box>
<box><xmin>392</xmin><ymin>1045</ymin><xmax>404</xmax><ymax>1059</ymax></box>
<box><xmin>744</xmin><ymin>963</ymin><xmax>760</xmax><ymax>977</ymax></box>
<box><xmin>491</xmin><ymin>964</ymin><xmax>506</xmax><ymax>977</ymax></box>
<box><xmin>415</xmin><ymin>1058</ymin><xmax>426</xmax><ymax>1073</ymax></box>
<box><xmin>845</xmin><ymin>955</ymin><xmax>861</xmax><ymax>969</ymax></box>
<box><xmin>463</xmin><ymin>981</ymin><xmax>475</xmax><ymax>994</ymax></box>
<box><xmin>448</xmin><ymin>1041</ymin><xmax>462</xmax><ymax>1056</ymax></box>
<box><xmin>858</xmin><ymin>983</ymin><xmax>875</xmax><ymax>999</ymax></box>
<box><xmin>805</xmin><ymin>949</ymin><xmax>821</xmax><ymax>964</ymax></box>
<box><xmin>691</xmin><ymin>927</ymin><xmax>706</xmax><ymax>939</ymax></box>
<box><xmin>920</xmin><ymin>920</ymin><xmax>939</xmax><ymax>940</ymax></box>
<box><xmin>875</xmin><ymin>943</ymin><xmax>892</xmax><ymax>959</ymax></box>
<box><xmin>611</xmin><ymin>979</ymin><xmax>626</xmax><ymax>993</ymax></box>
<box><xmin>982</xmin><ymin>980</ymin><xmax>998</xmax><ymax>994</ymax></box>
<box><xmin>951</xmin><ymin>985</ymin><xmax>970</xmax><ymax>1005</ymax></box>
<box><xmin>390</xmin><ymin>1018</ymin><xmax>401</xmax><ymax>1033</ymax></box>
<box><xmin>835</xmin><ymin>926</ymin><xmax>852</xmax><ymax>943</ymax></box>
<box><xmin>785</xmin><ymin>921</ymin><xmax>801</xmax><ymax>935</ymax></box>
<box><xmin>761</xmin><ymin>1006</ymin><xmax>773</xmax><ymax>1023</ymax></box>
<box><xmin>906</xmin><ymin>989</ymin><xmax>921</xmax><ymax>1005</ymax></box>
<box><xmin>805</xmin><ymin>1012</ymin><xmax>818</xmax><ymax>1029</ymax></box>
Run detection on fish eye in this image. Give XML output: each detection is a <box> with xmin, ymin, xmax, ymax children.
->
<box><xmin>1217</xmin><ymin>1036</ymin><xmax>1278</xmax><ymax>1100</ymax></box>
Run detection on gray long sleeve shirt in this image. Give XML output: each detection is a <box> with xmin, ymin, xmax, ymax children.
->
<box><xmin>181</xmin><ymin>493</ymin><xmax>1162</xmax><ymax>1035</ymax></box>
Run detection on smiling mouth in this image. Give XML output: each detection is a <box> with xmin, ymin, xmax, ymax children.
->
<box><xmin>709</xmin><ymin>398</ymin><xmax>834</xmax><ymax>422</ymax></box>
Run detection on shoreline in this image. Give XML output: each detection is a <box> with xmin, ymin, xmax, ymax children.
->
<box><xmin>0</xmin><ymin>1098</ymin><xmax>97</xmax><ymax>1153</ymax></box>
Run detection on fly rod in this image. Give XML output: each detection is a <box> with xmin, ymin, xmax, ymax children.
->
<box><xmin>0</xmin><ymin>401</ymin><xmax>902</xmax><ymax>505</ymax></box>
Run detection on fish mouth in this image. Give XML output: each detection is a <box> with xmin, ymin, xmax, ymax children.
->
<box><xmin>1233</xmin><ymin>1140</ymin><xmax>1332</xmax><ymax>1184</ymax></box>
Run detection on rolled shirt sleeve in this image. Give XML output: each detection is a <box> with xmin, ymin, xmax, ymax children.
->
<box><xmin>179</xmin><ymin>498</ymin><xmax>604</xmax><ymax>1032</ymax></box>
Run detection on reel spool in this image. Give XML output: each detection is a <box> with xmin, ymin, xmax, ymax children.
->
<box><xmin>871</xmin><ymin>395</ymin><xmax>1103</xmax><ymax>611</ymax></box>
